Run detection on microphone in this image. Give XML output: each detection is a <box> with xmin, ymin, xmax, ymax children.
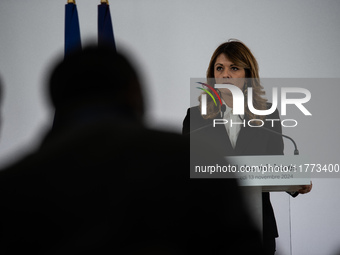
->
<box><xmin>221</xmin><ymin>104</ymin><xmax>227</xmax><ymax>118</ymax></box>
<box><xmin>187</xmin><ymin>122</ymin><xmax>214</xmax><ymax>134</ymax></box>
<box><xmin>259</xmin><ymin>125</ymin><xmax>299</xmax><ymax>155</ymax></box>
<box><xmin>187</xmin><ymin>112</ymin><xmax>299</xmax><ymax>155</ymax></box>
<box><xmin>235</xmin><ymin>115</ymin><xmax>299</xmax><ymax>155</ymax></box>
<box><xmin>187</xmin><ymin>105</ymin><xmax>227</xmax><ymax>135</ymax></box>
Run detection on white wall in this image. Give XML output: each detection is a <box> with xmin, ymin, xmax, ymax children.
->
<box><xmin>0</xmin><ymin>1</ymin><xmax>339</xmax><ymax>254</ymax></box>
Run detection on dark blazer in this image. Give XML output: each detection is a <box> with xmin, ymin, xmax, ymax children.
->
<box><xmin>182</xmin><ymin>104</ymin><xmax>284</xmax><ymax>239</ymax></box>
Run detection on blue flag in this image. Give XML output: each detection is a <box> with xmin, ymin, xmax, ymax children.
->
<box><xmin>98</xmin><ymin>2</ymin><xmax>116</xmax><ymax>51</ymax></box>
<box><xmin>65</xmin><ymin>2</ymin><xmax>82</xmax><ymax>57</ymax></box>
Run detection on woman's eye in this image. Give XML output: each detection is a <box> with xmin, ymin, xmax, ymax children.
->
<box><xmin>231</xmin><ymin>66</ymin><xmax>239</xmax><ymax>71</ymax></box>
<box><xmin>216</xmin><ymin>66</ymin><xmax>223</xmax><ymax>71</ymax></box>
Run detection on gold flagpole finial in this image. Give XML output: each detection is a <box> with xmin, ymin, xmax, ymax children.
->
<box><xmin>101</xmin><ymin>0</ymin><xmax>109</xmax><ymax>4</ymax></box>
<box><xmin>67</xmin><ymin>0</ymin><xmax>76</xmax><ymax>4</ymax></box>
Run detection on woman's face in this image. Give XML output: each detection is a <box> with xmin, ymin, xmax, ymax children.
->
<box><xmin>213</xmin><ymin>53</ymin><xmax>246</xmax><ymax>96</ymax></box>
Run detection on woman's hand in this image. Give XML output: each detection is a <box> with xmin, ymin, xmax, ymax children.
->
<box><xmin>298</xmin><ymin>181</ymin><xmax>312</xmax><ymax>194</ymax></box>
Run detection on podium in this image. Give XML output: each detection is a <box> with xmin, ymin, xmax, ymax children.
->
<box><xmin>225</xmin><ymin>155</ymin><xmax>311</xmax><ymax>236</ymax></box>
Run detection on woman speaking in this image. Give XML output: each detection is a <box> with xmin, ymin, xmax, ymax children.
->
<box><xmin>182</xmin><ymin>39</ymin><xmax>312</xmax><ymax>254</ymax></box>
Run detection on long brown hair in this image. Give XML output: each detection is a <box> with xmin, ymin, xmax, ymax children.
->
<box><xmin>200</xmin><ymin>39</ymin><xmax>267</xmax><ymax>121</ymax></box>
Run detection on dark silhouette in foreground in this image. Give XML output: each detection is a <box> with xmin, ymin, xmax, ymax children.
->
<box><xmin>0</xmin><ymin>45</ymin><xmax>263</xmax><ymax>254</ymax></box>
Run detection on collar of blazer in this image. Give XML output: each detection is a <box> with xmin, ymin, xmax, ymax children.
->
<box><xmin>212</xmin><ymin>115</ymin><xmax>262</xmax><ymax>156</ymax></box>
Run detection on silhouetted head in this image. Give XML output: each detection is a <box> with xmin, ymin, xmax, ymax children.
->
<box><xmin>49</xmin><ymin>45</ymin><xmax>144</xmax><ymax>125</ymax></box>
